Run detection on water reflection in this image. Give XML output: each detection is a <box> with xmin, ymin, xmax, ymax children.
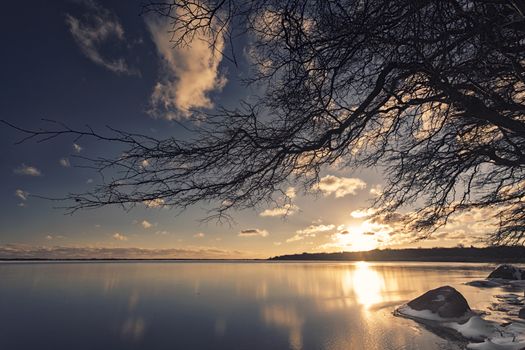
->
<box><xmin>349</xmin><ymin>261</ymin><xmax>385</xmax><ymax>309</ymax></box>
<box><xmin>0</xmin><ymin>261</ymin><xmax>498</xmax><ymax>350</ymax></box>
<box><xmin>121</xmin><ymin>317</ymin><xmax>145</xmax><ymax>341</ymax></box>
<box><xmin>262</xmin><ymin>305</ymin><xmax>303</xmax><ymax>350</ymax></box>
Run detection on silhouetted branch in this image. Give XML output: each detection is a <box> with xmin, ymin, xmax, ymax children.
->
<box><xmin>5</xmin><ymin>0</ymin><xmax>525</xmax><ymax>244</ymax></box>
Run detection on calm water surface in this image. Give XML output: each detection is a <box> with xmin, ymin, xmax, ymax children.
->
<box><xmin>0</xmin><ymin>261</ymin><xmax>502</xmax><ymax>349</ymax></box>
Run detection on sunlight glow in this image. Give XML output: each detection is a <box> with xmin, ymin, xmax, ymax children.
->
<box><xmin>334</xmin><ymin>221</ymin><xmax>390</xmax><ymax>251</ymax></box>
<box><xmin>349</xmin><ymin>262</ymin><xmax>385</xmax><ymax>309</ymax></box>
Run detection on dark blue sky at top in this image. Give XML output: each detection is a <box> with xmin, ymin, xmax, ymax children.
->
<box><xmin>0</xmin><ymin>0</ymin><xmax>254</xmax><ymax>246</ymax></box>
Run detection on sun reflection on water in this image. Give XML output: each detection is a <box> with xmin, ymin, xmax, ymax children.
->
<box><xmin>348</xmin><ymin>261</ymin><xmax>385</xmax><ymax>309</ymax></box>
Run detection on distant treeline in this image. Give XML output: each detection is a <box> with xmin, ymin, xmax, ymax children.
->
<box><xmin>269</xmin><ymin>246</ymin><xmax>525</xmax><ymax>262</ymax></box>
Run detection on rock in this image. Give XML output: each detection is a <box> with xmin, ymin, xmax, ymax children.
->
<box><xmin>519</xmin><ymin>307</ymin><xmax>525</xmax><ymax>320</ymax></box>
<box><xmin>465</xmin><ymin>280</ymin><xmax>501</xmax><ymax>288</ymax></box>
<box><xmin>487</xmin><ymin>264</ymin><xmax>525</xmax><ymax>280</ymax></box>
<box><xmin>407</xmin><ymin>285</ymin><xmax>471</xmax><ymax>319</ymax></box>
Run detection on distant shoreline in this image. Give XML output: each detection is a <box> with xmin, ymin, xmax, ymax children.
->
<box><xmin>0</xmin><ymin>258</ymin><xmax>521</xmax><ymax>263</ymax></box>
<box><xmin>1</xmin><ymin>246</ymin><xmax>525</xmax><ymax>263</ymax></box>
<box><xmin>269</xmin><ymin>246</ymin><xmax>525</xmax><ymax>263</ymax></box>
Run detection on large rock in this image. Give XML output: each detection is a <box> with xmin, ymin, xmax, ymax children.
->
<box><xmin>519</xmin><ymin>307</ymin><xmax>525</xmax><ymax>320</ymax></box>
<box><xmin>407</xmin><ymin>286</ymin><xmax>471</xmax><ymax>319</ymax></box>
<box><xmin>487</xmin><ymin>264</ymin><xmax>525</xmax><ymax>280</ymax></box>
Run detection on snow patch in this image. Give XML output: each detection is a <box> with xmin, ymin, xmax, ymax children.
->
<box><xmin>396</xmin><ymin>304</ymin><xmax>472</xmax><ymax>322</ymax></box>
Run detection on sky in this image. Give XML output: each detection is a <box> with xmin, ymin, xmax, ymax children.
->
<box><xmin>0</xmin><ymin>0</ymin><xmax>494</xmax><ymax>259</ymax></box>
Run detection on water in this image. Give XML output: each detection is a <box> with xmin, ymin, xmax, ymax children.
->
<box><xmin>0</xmin><ymin>261</ymin><xmax>503</xmax><ymax>349</ymax></box>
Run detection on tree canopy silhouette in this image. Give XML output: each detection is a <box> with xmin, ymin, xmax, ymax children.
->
<box><xmin>6</xmin><ymin>0</ymin><xmax>525</xmax><ymax>245</ymax></box>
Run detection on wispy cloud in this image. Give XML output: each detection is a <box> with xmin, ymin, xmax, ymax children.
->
<box><xmin>314</xmin><ymin>175</ymin><xmax>366</xmax><ymax>198</ymax></box>
<box><xmin>15</xmin><ymin>189</ymin><xmax>29</xmax><ymax>201</ymax></box>
<box><xmin>73</xmin><ymin>143</ymin><xmax>83</xmax><ymax>153</ymax></box>
<box><xmin>350</xmin><ymin>208</ymin><xmax>376</xmax><ymax>219</ymax></box>
<box><xmin>369</xmin><ymin>185</ymin><xmax>382</xmax><ymax>196</ymax></box>
<box><xmin>193</xmin><ymin>232</ymin><xmax>205</xmax><ymax>238</ymax></box>
<box><xmin>14</xmin><ymin>164</ymin><xmax>42</xmax><ymax>176</ymax></box>
<box><xmin>0</xmin><ymin>244</ymin><xmax>247</xmax><ymax>259</ymax></box>
<box><xmin>65</xmin><ymin>0</ymin><xmax>137</xmax><ymax>75</ymax></box>
<box><xmin>140</xmin><ymin>220</ymin><xmax>153</xmax><ymax>229</ymax></box>
<box><xmin>287</xmin><ymin>224</ymin><xmax>335</xmax><ymax>243</ymax></box>
<box><xmin>59</xmin><ymin>158</ymin><xmax>71</xmax><ymax>167</ymax></box>
<box><xmin>145</xmin><ymin>6</ymin><xmax>226</xmax><ymax>119</ymax></box>
<box><xmin>238</xmin><ymin>229</ymin><xmax>269</xmax><ymax>237</ymax></box>
<box><xmin>260</xmin><ymin>187</ymin><xmax>299</xmax><ymax>217</ymax></box>
<box><xmin>260</xmin><ymin>204</ymin><xmax>299</xmax><ymax>217</ymax></box>
<box><xmin>112</xmin><ymin>233</ymin><xmax>128</xmax><ymax>241</ymax></box>
<box><xmin>143</xmin><ymin>198</ymin><xmax>165</xmax><ymax>208</ymax></box>
<box><xmin>285</xmin><ymin>187</ymin><xmax>296</xmax><ymax>199</ymax></box>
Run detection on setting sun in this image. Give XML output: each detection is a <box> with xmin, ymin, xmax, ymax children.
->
<box><xmin>333</xmin><ymin>222</ymin><xmax>390</xmax><ymax>252</ymax></box>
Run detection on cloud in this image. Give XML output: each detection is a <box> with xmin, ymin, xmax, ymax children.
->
<box><xmin>143</xmin><ymin>198</ymin><xmax>165</xmax><ymax>208</ymax></box>
<box><xmin>46</xmin><ymin>235</ymin><xmax>53</xmax><ymax>240</ymax></box>
<box><xmin>59</xmin><ymin>158</ymin><xmax>71</xmax><ymax>167</ymax></box>
<box><xmin>287</xmin><ymin>224</ymin><xmax>335</xmax><ymax>242</ymax></box>
<box><xmin>15</xmin><ymin>189</ymin><xmax>29</xmax><ymax>201</ymax></box>
<box><xmin>65</xmin><ymin>0</ymin><xmax>136</xmax><ymax>75</ymax></box>
<box><xmin>369</xmin><ymin>185</ymin><xmax>382</xmax><ymax>196</ymax></box>
<box><xmin>112</xmin><ymin>233</ymin><xmax>128</xmax><ymax>241</ymax></box>
<box><xmin>14</xmin><ymin>164</ymin><xmax>42</xmax><ymax>176</ymax></box>
<box><xmin>73</xmin><ymin>143</ymin><xmax>83</xmax><ymax>153</ymax></box>
<box><xmin>145</xmin><ymin>6</ymin><xmax>226</xmax><ymax>119</ymax></box>
<box><xmin>350</xmin><ymin>208</ymin><xmax>376</xmax><ymax>219</ymax></box>
<box><xmin>260</xmin><ymin>203</ymin><xmax>299</xmax><ymax>217</ymax></box>
<box><xmin>315</xmin><ymin>175</ymin><xmax>366</xmax><ymax>198</ymax></box>
<box><xmin>194</xmin><ymin>232</ymin><xmax>205</xmax><ymax>238</ymax></box>
<box><xmin>238</xmin><ymin>229</ymin><xmax>269</xmax><ymax>237</ymax></box>
<box><xmin>285</xmin><ymin>187</ymin><xmax>296</xmax><ymax>199</ymax></box>
<box><xmin>141</xmin><ymin>220</ymin><xmax>153</xmax><ymax>229</ymax></box>
<box><xmin>0</xmin><ymin>244</ymin><xmax>247</xmax><ymax>259</ymax></box>
<box><xmin>296</xmin><ymin>224</ymin><xmax>335</xmax><ymax>235</ymax></box>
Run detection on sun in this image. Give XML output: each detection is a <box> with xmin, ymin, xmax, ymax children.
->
<box><xmin>334</xmin><ymin>222</ymin><xmax>387</xmax><ymax>252</ymax></box>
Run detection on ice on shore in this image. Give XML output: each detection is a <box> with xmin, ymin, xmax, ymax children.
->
<box><xmin>395</xmin><ymin>284</ymin><xmax>525</xmax><ymax>350</ymax></box>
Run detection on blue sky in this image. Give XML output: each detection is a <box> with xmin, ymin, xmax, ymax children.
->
<box><xmin>0</xmin><ymin>0</ymin><xmax>489</xmax><ymax>258</ymax></box>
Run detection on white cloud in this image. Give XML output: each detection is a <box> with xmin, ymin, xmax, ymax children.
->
<box><xmin>59</xmin><ymin>158</ymin><xmax>71</xmax><ymax>167</ymax></box>
<box><xmin>46</xmin><ymin>235</ymin><xmax>53</xmax><ymax>240</ymax></box>
<box><xmin>350</xmin><ymin>208</ymin><xmax>376</xmax><ymax>219</ymax></box>
<box><xmin>285</xmin><ymin>187</ymin><xmax>296</xmax><ymax>199</ymax></box>
<box><xmin>296</xmin><ymin>224</ymin><xmax>335</xmax><ymax>235</ymax></box>
<box><xmin>145</xmin><ymin>6</ymin><xmax>226</xmax><ymax>119</ymax></box>
<box><xmin>370</xmin><ymin>185</ymin><xmax>382</xmax><ymax>196</ymax></box>
<box><xmin>143</xmin><ymin>198</ymin><xmax>165</xmax><ymax>208</ymax></box>
<box><xmin>287</xmin><ymin>224</ymin><xmax>335</xmax><ymax>243</ymax></box>
<box><xmin>141</xmin><ymin>220</ymin><xmax>153</xmax><ymax>229</ymax></box>
<box><xmin>15</xmin><ymin>189</ymin><xmax>29</xmax><ymax>201</ymax></box>
<box><xmin>65</xmin><ymin>1</ymin><xmax>136</xmax><ymax>75</ymax></box>
<box><xmin>73</xmin><ymin>143</ymin><xmax>83</xmax><ymax>153</ymax></box>
<box><xmin>194</xmin><ymin>232</ymin><xmax>205</xmax><ymax>238</ymax></box>
<box><xmin>315</xmin><ymin>175</ymin><xmax>366</xmax><ymax>198</ymax></box>
<box><xmin>113</xmin><ymin>233</ymin><xmax>128</xmax><ymax>241</ymax></box>
<box><xmin>238</xmin><ymin>229</ymin><xmax>269</xmax><ymax>237</ymax></box>
<box><xmin>260</xmin><ymin>203</ymin><xmax>299</xmax><ymax>217</ymax></box>
<box><xmin>14</xmin><ymin>164</ymin><xmax>42</xmax><ymax>176</ymax></box>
